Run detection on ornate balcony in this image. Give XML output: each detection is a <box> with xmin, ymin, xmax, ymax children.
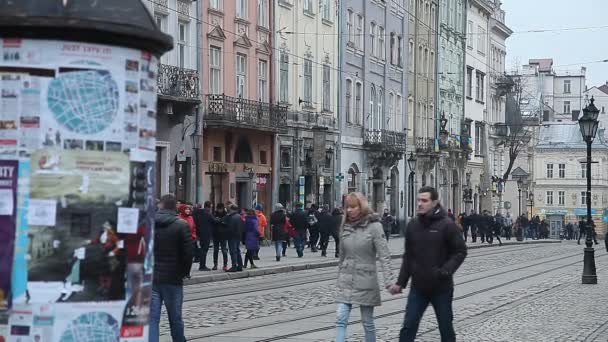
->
<box><xmin>157</xmin><ymin>64</ymin><xmax>200</xmax><ymax>102</ymax></box>
<box><xmin>415</xmin><ymin>137</ymin><xmax>435</xmax><ymax>154</ymax></box>
<box><xmin>286</xmin><ymin>110</ymin><xmax>337</xmax><ymax>130</ymax></box>
<box><xmin>364</xmin><ymin>129</ymin><xmax>407</xmax><ymax>167</ymax></box>
<box><xmin>364</xmin><ymin>129</ymin><xmax>407</xmax><ymax>151</ymax></box>
<box><xmin>205</xmin><ymin>94</ymin><xmax>287</xmax><ymax>133</ymax></box>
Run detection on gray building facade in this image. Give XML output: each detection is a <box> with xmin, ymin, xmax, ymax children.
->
<box><xmin>338</xmin><ymin>0</ymin><xmax>409</xmax><ymax>224</ymax></box>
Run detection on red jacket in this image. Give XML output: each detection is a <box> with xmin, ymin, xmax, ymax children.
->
<box><xmin>178</xmin><ymin>204</ymin><xmax>197</xmax><ymax>240</ymax></box>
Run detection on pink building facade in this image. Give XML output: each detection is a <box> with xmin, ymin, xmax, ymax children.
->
<box><xmin>201</xmin><ymin>0</ymin><xmax>284</xmax><ymax>218</ymax></box>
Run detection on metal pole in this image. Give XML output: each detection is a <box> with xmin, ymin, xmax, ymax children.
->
<box><xmin>518</xmin><ymin>188</ymin><xmax>521</xmax><ymax>218</ymax></box>
<box><xmin>582</xmin><ymin>138</ymin><xmax>597</xmax><ymax>284</ymax></box>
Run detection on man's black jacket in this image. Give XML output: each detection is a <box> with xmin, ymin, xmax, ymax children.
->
<box><xmin>397</xmin><ymin>205</ymin><xmax>467</xmax><ymax>294</ymax></box>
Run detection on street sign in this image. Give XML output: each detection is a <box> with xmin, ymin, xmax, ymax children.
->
<box><xmin>299</xmin><ymin>176</ymin><xmax>305</xmax><ymax>204</ymax></box>
<box><xmin>336</xmin><ymin>173</ymin><xmax>344</xmax><ymax>182</ymax></box>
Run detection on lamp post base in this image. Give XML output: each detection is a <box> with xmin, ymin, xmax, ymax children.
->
<box><xmin>582</xmin><ymin>246</ymin><xmax>598</xmax><ymax>284</ymax></box>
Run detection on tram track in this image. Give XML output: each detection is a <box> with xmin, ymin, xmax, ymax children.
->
<box><xmin>182</xmin><ymin>243</ymin><xmax>553</xmax><ymax>303</ymax></box>
<box><xmin>186</xmin><ymin>250</ymin><xmax>589</xmax><ymax>341</ymax></box>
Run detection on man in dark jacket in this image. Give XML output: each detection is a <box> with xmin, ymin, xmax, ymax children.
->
<box><xmin>270</xmin><ymin>203</ymin><xmax>287</xmax><ymax>261</ymax></box>
<box><xmin>224</xmin><ymin>204</ymin><xmax>244</xmax><ymax>272</ymax></box>
<box><xmin>212</xmin><ymin>203</ymin><xmax>229</xmax><ymax>271</ymax></box>
<box><xmin>290</xmin><ymin>203</ymin><xmax>309</xmax><ymax>258</ymax></box>
<box><xmin>149</xmin><ymin>194</ymin><xmax>193</xmax><ymax>342</ymax></box>
<box><xmin>317</xmin><ymin>205</ymin><xmax>334</xmax><ymax>257</ymax></box>
<box><xmin>390</xmin><ymin>186</ymin><xmax>467</xmax><ymax>342</ymax></box>
<box><xmin>192</xmin><ymin>201</ymin><xmax>216</xmax><ymax>271</ymax></box>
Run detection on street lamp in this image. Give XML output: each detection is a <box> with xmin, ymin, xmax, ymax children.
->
<box><xmin>439</xmin><ymin>112</ymin><xmax>449</xmax><ymax>147</ymax></box>
<box><xmin>189</xmin><ymin>130</ymin><xmax>201</xmax><ymax>204</ymax></box>
<box><xmin>407</xmin><ymin>153</ymin><xmax>417</xmax><ymax>217</ymax></box>
<box><xmin>579</xmin><ymin>96</ymin><xmax>600</xmax><ymax>285</ymax></box>
<box><xmin>528</xmin><ymin>193</ymin><xmax>534</xmax><ymax>219</ymax></box>
<box><xmin>516</xmin><ymin>178</ymin><xmax>523</xmax><ymax>217</ymax></box>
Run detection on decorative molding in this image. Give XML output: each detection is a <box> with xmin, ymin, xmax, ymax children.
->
<box><xmin>154</xmin><ymin>0</ymin><xmax>168</xmax><ymax>11</ymax></box>
<box><xmin>177</xmin><ymin>0</ymin><xmax>190</xmax><ymax>16</ymax></box>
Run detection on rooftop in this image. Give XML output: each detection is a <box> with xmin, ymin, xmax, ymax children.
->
<box><xmin>537</xmin><ymin>124</ymin><xmax>608</xmax><ymax>149</ymax></box>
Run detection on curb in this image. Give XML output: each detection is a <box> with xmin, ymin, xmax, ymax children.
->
<box><xmin>184</xmin><ymin>240</ymin><xmax>562</xmax><ymax>286</ymax></box>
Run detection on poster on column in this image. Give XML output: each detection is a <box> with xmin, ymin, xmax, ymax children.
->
<box><xmin>0</xmin><ymin>38</ymin><xmax>158</xmax><ymax>341</ymax></box>
<box><xmin>0</xmin><ymin>160</ymin><xmax>17</xmax><ymax>311</ymax></box>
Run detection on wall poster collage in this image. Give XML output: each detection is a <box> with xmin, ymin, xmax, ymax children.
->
<box><xmin>0</xmin><ymin>38</ymin><xmax>158</xmax><ymax>342</ymax></box>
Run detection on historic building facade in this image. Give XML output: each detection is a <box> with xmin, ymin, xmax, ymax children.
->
<box><xmin>338</xmin><ymin>0</ymin><xmax>409</xmax><ymax>223</ymax></box>
<box><xmin>437</xmin><ymin>0</ymin><xmax>468</xmax><ymax>213</ymax></box>
<box><xmin>272</xmin><ymin>0</ymin><xmax>339</xmax><ymax>210</ymax></box>
<box><xmin>408</xmin><ymin>0</ymin><xmax>440</xmax><ymax>219</ymax></box>
<box><xmin>146</xmin><ymin>0</ymin><xmax>202</xmax><ymax>202</ymax></box>
<box><xmin>200</xmin><ymin>0</ymin><xmax>286</xmax><ymax>215</ymax></box>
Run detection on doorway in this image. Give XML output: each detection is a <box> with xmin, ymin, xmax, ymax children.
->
<box><xmin>548</xmin><ymin>215</ymin><xmax>564</xmax><ymax>238</ymax></box>
<box><xmin>236</xmin><ymin>181</ymin><xmax>250</xmax><ymax>209</ymax></box>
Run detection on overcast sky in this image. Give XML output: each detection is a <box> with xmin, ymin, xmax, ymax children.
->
<box><xmin>502</xmin><ymin>0</ymin><xmax>608</xmax><ymax>87</ymax></box>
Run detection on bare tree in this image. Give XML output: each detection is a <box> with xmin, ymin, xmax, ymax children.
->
<box><xmin>495</xmin><ymin>74</ymin><xmax>536</xmax><ymax>181</ymax></box>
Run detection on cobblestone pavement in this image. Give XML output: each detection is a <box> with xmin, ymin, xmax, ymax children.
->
<box><xmin>321</xmin><ymin>242</ymin><xmax>608</xmax><ymax>342</ymax></box>
<box><xmin>157</xmin><ymin>241</ymin><xmax>588</xmax><ymax>340</ymax></box>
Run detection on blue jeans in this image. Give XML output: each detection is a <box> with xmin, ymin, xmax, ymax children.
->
<box><xmin>336</xmin><ymin>303</ymin><xmax>375</xmax><ymax>342</ymax></box>
<box><xmin>149</xmin><ymin>284</ymin><xmax>185</xmax><ymax>342</ymax></box>
<box><xmin>294</xmin><ymin>231</ymin><xmax>306</xmax><ymax>255</ymax></box>
<box><xmin>399</xmin><ymin>287</ymin><xmax>455</xmax><ymax>342</ymax></box>
<box><xmin>274</xmin><ymin>240</ymin><xmax>284</xmax><ymax>257</ymax></box>
<box><xmin>228</xmin><ymin>239</ymin><xmax>243</xmax><ymax>268</ymax></box>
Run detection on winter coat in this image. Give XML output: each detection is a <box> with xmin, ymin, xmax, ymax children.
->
<box><xmin>397</xmin><ymin>205</ymin><xmax>467</xmax><ymax>295</ymax></box>
<box><xmin>382</xmin><ymin>213</ymin><xmax>395</xmax><ymax>233</ymax></box>
<box><xmin>244</xmin><ymin>215</ymin><xmax>260</xmax><ymax>250</ymax></box>
<box><xmin>317</xmin><ymin>210</ymin><xmax>333</xmax><ymax>234</ymax></box>
<box><xmin>192</xmin><ymin>207</ymin><xmax>215</xmax><ymax>242</ymax></box>
<box><xmin>153</xmin><ymin>209</ymin><xmax>193</xmax><ymax>285</ymax></box>
<box><xmin>290</xmin><ymin>209</ymin><xmax>309</xmax><ymax>232</ymax></box>
<box><xmin>270</xmin><ymin>209</ymin><xmax>287</xmax><ymax>241</ymax></box>
<box><xmin>178</xmin><ymin>205</ymin><xmax>196</xmax><ymax>240</ymax></box>
<box><xmin>336</xmin><ymin>214</ymin><xmax>394</xmax><ymax>307</ymax></box>
<box><xmin>223</xmin><ymin>211</ymin><xmax>243</xmax><ymax>241</ymax></box>
<box><xmin>255</xmin><ymin>210</ymin><xmax>267</xmax><ymax>238</ymax></box>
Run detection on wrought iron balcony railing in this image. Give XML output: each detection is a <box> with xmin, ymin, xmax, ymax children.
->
<box><xmin>205</xmin><ymin>94</ymin><xmax>287</xmax><ymax>132</ymax></box>
<box><xmin>363</xmin><ymin>129</ymin><xmax>407</xmax><ymax>151</ymax></box>
<box><xmin>415</xmin><ymin>137</ymin><xmax>435</xmax><ymax>153</ymax></box>
<box><xmin>157</xmin><ymin>64</ymin><xmax>199</xmax><ymax>101</ymax></box>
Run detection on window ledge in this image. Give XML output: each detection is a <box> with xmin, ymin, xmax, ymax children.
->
<box><xmin>257</xmin><ymin>25</ymin><xmax>270</xmax><ymax>34</ymax></box>
<box><xmin>355</xmin><ymin>49</ymin><xmax>365</xmax><ymax>57</ymax></box>
<box><xmin>208</xmin><ymin>8</ymin><xmax>224</xmax><ymax>17</ymax></box>
<box><xmin>303</xmin><ymin>10</ymin><xmax>315</xmax><ymax>19</ymax></box>
<box><xmin>466</xmin><ymin>96</ymin><xmax>473</xmax><ymax>100</ymax></box>
<box><xmin>278</xmin><ymin>0</ymin><xmax>293</xmax><ymax>10</ymax></box>
<box><xmin>475</xmin><ymin>99</ymin><xmax>485</xmax><ymax>104</ymax></box>
<box><xmin>322</xmin><ymin>18</ymin><xmax>334</xmax><ymax>27</ymax></box>
<box><xmin>234</xmin><ymin>17</ymin><xmax>251</xmax><ymax>26</ymax></box>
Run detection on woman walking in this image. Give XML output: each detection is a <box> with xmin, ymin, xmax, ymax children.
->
<box><xmin>335</xmin><ymin>192</ymin><xmax>394</xmax><ymax>342</ymax></box>
<box><xmin>244</xmin><ymin>209</ymin><xmax>260</xmax><ymax>269</ymax></box>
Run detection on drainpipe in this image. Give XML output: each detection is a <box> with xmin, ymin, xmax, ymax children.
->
<box><xmin>336</xmin><ymin>0</ymin><xmax>344</xmax><ymax>209</ymax></box>
<box><xmin>195</xmin><ymin>0</ymin><xmax>203</xmax><ymax>203</ymax></box>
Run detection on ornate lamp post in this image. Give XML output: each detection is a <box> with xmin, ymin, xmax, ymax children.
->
<box><xmin>407</xmin><ymin>152</ymin><xmax>417</xmax><ymax>217</ymax></box>
<box><xmin>190</xmin><ymin>131</ymin><xmax>201</xmax><ymax>203</ymax></box>
<box><xmin>579</xmin><ymin>97</ymin><xmax>599</xmax><ymax>285</ymax></box>
<box><xmin>439</xmin><ymin>112</ymin><xmax>449</xmax><ymax>148</ymax></box>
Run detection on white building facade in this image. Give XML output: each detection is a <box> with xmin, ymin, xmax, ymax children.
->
<box><xmin>273</xmin><ymin>0</ymin><xmax>340</xmax><ymax>210</ymax></box>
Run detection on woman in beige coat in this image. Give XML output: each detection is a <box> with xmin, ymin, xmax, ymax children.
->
<box><xmin>335</xmin><ymin>192</ymin><xmax>394</xmax><ymax>342</ymax></box>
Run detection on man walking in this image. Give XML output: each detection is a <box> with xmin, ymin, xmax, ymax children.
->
<box><xmin>149</xmin><ymin>194</ymin><xmax>193</xmax><ymax>342</ymax></box>
<box><xmin>224</xmin><ymin>204</ymin><xmax>244</xmax><ymax>272</ymax></box>
<box><xmin>390</xmin><ymin>187</ymin><xmax>467</xmax><ymax>342</ymax></box>
<box><xmin>290</xmin><ymin>203</ymin><xmax>309</xmax><ymax>258</ymax></box>
<box><xmin>192</xmin><ymin>201</ymin><xmax>215</xmax><ymax>271</ymax></box>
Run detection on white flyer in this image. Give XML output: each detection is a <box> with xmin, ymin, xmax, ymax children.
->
<box><xmin>117</xmin><ymin>207</ymin><xmax>139</xmax><ymax>234</ymax></box>
<box><xmin>27</xmin><ymin>198</ymin><xmax>57</xmax><ymax>226</ymax></box>
<box><xmin>0</xmin><ymin>188</ymin><xmax>13</xmax><ymax>215</ymax></box>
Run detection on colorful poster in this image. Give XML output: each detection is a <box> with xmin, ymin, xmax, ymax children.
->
<box><xmin>0</xmin><ymin>160</ymin><xmax>17</xmax><ymax>311</ymax></box>
<box><xmin>1</xmin><ymin>38</ymin><xmax>158</xmax><ymax>341</ymax></box>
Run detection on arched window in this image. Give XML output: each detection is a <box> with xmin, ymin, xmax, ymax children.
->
<box><xmin>346</xmin><ymin>79</ymin><xmax>353</xmax><ymax>123</ymax></box>
<box><xmin>348</xmin><ymin>165</ymin><xmax>359</xmax><ymax>193</ymax></box>
<box><xmin>234</xmin><ymin>137</ymin><xmax>253</xmax><ymax>163</ymax></box>
<box><xmin>377</xmin><ymin>88</ymin><xmax>383</xmax><ymax>130</ymax></box>
<box><xmin>370</xmin><ymin>85</ymin><xmax>376</xmax><ymax>128</ymax></box>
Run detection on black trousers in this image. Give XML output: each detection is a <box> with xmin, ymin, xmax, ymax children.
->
<box><xmin>320</xmin><ymin>229</ymin><xmax>340</xmax><ymax>255</ymax></box>
<box><xmin>244</xmin><ymin>249</ymin><xmax>255</xmax><ymax>267</ymax></box>
<box><xmin>199</xmin><ymin>237</ymin><xmax>210</xmax><ymax>268</ymax></box>
<box><xmin>213</xmin><ymin>239</ymin><xmax>228</xmax><ymax>267</ymax></box>
<box><xmin>309</xmin><ymin>226</ymin><xmax>320</xmax><ymax>249</ymax></box>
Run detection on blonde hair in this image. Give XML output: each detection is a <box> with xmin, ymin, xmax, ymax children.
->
<box><xmin>344</xmin><ymin>192</ymin><xmax>374</xmax><ymax>223</ymax></box>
